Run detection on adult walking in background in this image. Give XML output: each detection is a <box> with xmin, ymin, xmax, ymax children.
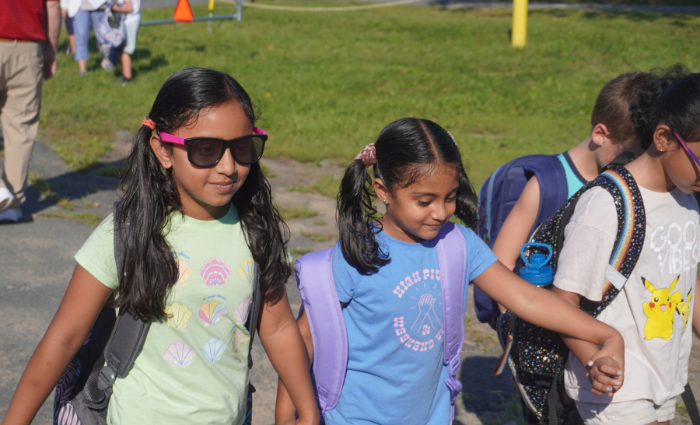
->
<box><xmin>0</xmin><ymin>0</ymin><xmax>61</xmax><ymax>223</ymax></box>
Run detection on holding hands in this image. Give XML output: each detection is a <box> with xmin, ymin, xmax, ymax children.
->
<box><xmin>586</xmin><ymin>355</ymin><xmax>624</xmax><ymax>397</ymax></box>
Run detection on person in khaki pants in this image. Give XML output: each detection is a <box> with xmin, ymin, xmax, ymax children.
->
<box><xmin>0</xmin><ymin>0</ymin><xmax>61</xmax><ymax>222</ymax></box>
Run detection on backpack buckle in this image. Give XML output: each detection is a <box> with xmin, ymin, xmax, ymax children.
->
<box><xmin>97</xmin><ymin>365</ymin><xmax>117</xmax><ymax>391</ymax></box>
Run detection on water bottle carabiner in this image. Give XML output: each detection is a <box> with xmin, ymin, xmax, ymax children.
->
<box><xmin>520</xmin><ymin>242</ymin><xmax>553</xmax><ymax>269</ymax></box>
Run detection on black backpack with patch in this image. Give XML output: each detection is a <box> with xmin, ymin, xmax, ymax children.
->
<box><xmin>495</xmin><ymin>166</ymin><xmax>646</xmax><ymax>425</ymax></box>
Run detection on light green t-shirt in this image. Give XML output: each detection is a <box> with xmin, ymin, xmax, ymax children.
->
<box><xmin>75</xmin><ymin>205</ymin><xmax>253</xmax><ymax>425</ymax></box>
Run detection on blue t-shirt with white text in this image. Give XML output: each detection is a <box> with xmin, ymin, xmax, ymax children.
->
<box><xmin>325</xmin><ymin>225</ymin><xmax>498</xmax><ymax>425</ymax></box>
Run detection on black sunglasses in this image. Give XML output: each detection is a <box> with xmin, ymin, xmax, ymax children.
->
<box><xmin>159</xmin><ymin>127</ymin><xmax>268</xmax><ymax>168</ymax></box>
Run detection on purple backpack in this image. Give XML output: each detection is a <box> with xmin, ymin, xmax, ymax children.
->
<box><xmin>295</xmin><ymin>222</ymin><xmax>467</xmax><ymax>422</ymax></box>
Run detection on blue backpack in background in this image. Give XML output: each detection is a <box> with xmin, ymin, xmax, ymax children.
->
<box><xmin>474</xmin><ymin>154</ymin><xmax>568</xmax><ymax>329</ymax></box>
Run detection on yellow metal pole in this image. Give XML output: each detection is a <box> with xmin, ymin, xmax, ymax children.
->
<box><xmin>208</xmin><ymin>0</ymin><xmax>215</xmax><ymax>32</ymax></box>
<box><xmin>511</xmin><ymin>0</ymin><xmax>528</xmax><ymax>48</ymax></box>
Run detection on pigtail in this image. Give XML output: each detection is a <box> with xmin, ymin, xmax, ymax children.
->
<box><xmin>453</xmin><ymin>168</ymin><xmax>479</xmax><ymax>231</ymax></box>
<box><xmin>113</xmin><ymin>124</ymin><xmax>180</xmax><ymax>321</ymax></box>
<box><xmin>337</xmin><ymin>159</ymin><xmax>389</xmax><ymax>275</ymax></box>
<box><xmin>338</xmin><ymin>118</ymin><xmax>479</xmax><ymax>275</ymax></box>
<box><xmin>234</xmin><ymin>163</ymin><xmax>293</xmax><ymax>302</ymax></box>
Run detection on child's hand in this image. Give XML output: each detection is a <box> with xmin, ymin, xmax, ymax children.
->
<box><xmin>585</xmin><ymin>356</ymin><xmax>623</xmax><ymax>397</ymax></box>
<box><xmin>586</xmin><ymin>331</ymin><xmax>624</xmax><ymax>397</ymax></box>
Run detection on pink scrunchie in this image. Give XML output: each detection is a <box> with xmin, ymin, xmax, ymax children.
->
<box><xmin>354</xmin><ymin>143</ymin><xmax>377</xmax><ymax>168</ymax></box>
<box><xmin>142</xmin><ymin>117</ymin><xmax>156</xmax><ymax>130</ymax></box>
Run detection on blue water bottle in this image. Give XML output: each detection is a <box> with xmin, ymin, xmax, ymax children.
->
<box><xmin>518</xmin><ymin>242</ymin><xmax>553</xmax><ymax>289</ymax></box>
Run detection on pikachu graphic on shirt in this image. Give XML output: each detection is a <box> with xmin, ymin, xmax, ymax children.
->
<box><xmin>642</xmin><ymin>276</ymin><xmax>682</xmax><ymax>340</ymax></box>
<box><xmin>676</xmin><ymin>288</ymin><xmax>693</xmax><ymax>333</ymax></box>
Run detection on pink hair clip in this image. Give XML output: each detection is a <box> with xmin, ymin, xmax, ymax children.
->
<box><xmin>142</xmin><ymin>117</ymin><xmax>156</xmax><ymax>130</ymax></box>
<box><xmin>354</xmin><ymin>143</ymin><xmax>377</xmax><ymax>168</ymax></box>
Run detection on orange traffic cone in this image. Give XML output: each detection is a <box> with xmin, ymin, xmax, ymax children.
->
<box><xmin>174</xmin><ymin>0</ymin><xmax>194</xmax><ymax>22</ymax></box>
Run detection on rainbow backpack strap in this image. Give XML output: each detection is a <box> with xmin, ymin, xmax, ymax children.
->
<box><xmin>492</xmin><ymin>165</ymin><xmax>646</xmax><ymax>422</ymax></box>
<box><xmin>586</xmin><ymin>166</ymin><xmax>646</xmax><ymax>317</ymax></box>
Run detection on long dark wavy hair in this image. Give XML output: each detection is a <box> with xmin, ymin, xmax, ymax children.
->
<box><xmin>114</xmin><ymin>68</ymin><xmax>291</xmax><ymax>321</ymax></box>
<box><xmin>338</xmin><ymin>118</ymin><xmax>479</xmax><ymax>275</ymax></box>
<box><xmin>630</xmin><ymin>64</ymin><xmax>689</xmax><ymax>150</ymax></box>
<box><xmin>653</xmin><ymin>72</ymin><xmax>700</xmax><ymax>144</ymax></box>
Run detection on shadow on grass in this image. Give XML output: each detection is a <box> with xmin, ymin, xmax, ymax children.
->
<box><xmin>460</xmin><ymin>355</ymin><xmax>524</xmax><ymax>424</ymax></box>
<box><xmin>136</xmin><ymin>53</ymin><xmax>169</xmax><ymax>76</ymax></box>
<box><xmin>62</xmin><ymin>34</ymin><xmax>169</xmax><ymax>77</ymax></box>
<box><xmin>18</xmin><ymin>158</ymin><xmax>125</xmax><ymax>224</ymax></box>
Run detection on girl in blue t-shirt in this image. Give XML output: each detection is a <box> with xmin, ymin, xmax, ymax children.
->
<box><xmin>3</xmin><ymin>68</ymin><xmax>319</xmax><ymax>425</ymax></box>
<box><xmin>277</xmin><ymin>118</ymin><xmax>626</xmax><ymax>424</ymax></box>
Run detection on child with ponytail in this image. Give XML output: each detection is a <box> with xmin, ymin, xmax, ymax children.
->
<box><xmin>277</xmin><ymin>117</ymin><xmax>626</xmax><ymax>424</ymax></box>
<box><xmin>3</xmin><ymin>68</ymin><xmax>319</xmax><ymax>425</ymax></box>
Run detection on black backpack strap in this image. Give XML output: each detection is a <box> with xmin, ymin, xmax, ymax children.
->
<box><xmin>603</xmin><ymin>151</ymin><xmax>636</xmax><ymax>171</ymax></box>
<box><xmin>682</xmin><ymin>384</ymin><xmax>700</xmax><ymax>425</ymax></box>
<box><xmin>96</xmin><ymin>203</ymin><xmax>151</xmax><ymax>395</ymax></box>
<box><xmin>245</xmin><ymin>263</ymin><xmax>263</xmax><ymax>369</ymax></box>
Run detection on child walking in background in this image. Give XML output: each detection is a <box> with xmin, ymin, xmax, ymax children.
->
<box><xmin>491</xmin><ymin>72</ymin><xmax>652</xmax><ymax>278</ymax></box>
<box><xmin>2</xmin><ymin>68</ymin><xmax>319</xmax><ymax>425</ymax></box>
<box><xmin>476</xmin><ymin>72</ymin><xmax>654</xmax><ymax>324</ymax></box>
<box><xmin>552</xmin><ymin>70</ymin><xmax>700</xmax><ymax>424</ymax></box>
<box><xmin>477</xmin><ymin>72</ymin><xmax>656</xmax><ymax>423</ymax></box>
<box><xmin>277</xmin><ymin>118</ymin><xmax>626</xmax><ymax>424</ymax></box>
<box><xmin>59</xmin><ymin>0</ymin><xmax>77</xmax><ymax>55</ymax></box>
<box><xmin>108</xmin><ymin>0</ymin><xmax>140</xmax><ymax>85</ymax></box>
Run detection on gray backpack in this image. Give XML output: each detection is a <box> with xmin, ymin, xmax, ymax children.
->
<box><xmin>53</xmin><ymin>204</ymin><xmax>262</xmax><ymax>425</ymax></box>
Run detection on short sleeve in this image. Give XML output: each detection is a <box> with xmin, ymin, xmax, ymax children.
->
<box><xmin>553</xmin><ymin>188</ymin><xmax>617</xmax><ymax>302</ymax></box>
<box><xmin>458</xmin><ymin>225</ymin><xmax>498</xmax><ymax>282</ymax></box>
<box><xmin>332</xmin><ymin>244</ymin><xmax>355</xmax><ymax>303</ymax></box>
<box><xmin>74</xmin><ymin>214</ymin><xmax>119</xmax><ymax>290</ymax></box>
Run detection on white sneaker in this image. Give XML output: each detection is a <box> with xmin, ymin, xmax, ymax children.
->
<box><xmin>0</xmin><ymin>207</ymin><xmax>22</xmax><ymax>223</ymax></box>
<box><xmin>101</xmin><ymin>57</ymin><xmax>116</xmax><ymax>71</ymax></box>
<box><xmin>0</xmin><ymin>187</ymin><xmax>14</xmax><ymax>212</ymax></box>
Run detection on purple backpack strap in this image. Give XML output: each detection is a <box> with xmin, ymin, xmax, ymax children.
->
<box><xmin>435</xmin><ymin>222</ymin><xmax>467</xmax><ymax>422</ymax></box>
<box><xmin>295</xmin><ymin>246</ymin><xmax>348</xmax><ymax>415</ymax></box>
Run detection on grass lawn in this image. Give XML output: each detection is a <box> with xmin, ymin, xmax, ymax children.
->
<box><xmin>43</xmin><ymin>2</ymin><xmax>700</xmax><ymax>189</ymax></box>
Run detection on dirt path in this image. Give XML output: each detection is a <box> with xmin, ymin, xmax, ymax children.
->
<box><xmin>1</xmin><ymin>135</ymin><xmax>698</xmax><ymax>424</ymax></box>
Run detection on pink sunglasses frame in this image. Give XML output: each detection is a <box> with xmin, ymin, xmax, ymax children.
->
<box><xmin>158</xmin><ymin>127</ymin><xmax>268</xmax><ymax>168</ymax></box>
<box><xmin>158</xmin><ymin>127</ymin><xmax>268</xmax><ymax>145</ymax></box>
<box><xmin>674</xmin><ymin>131</ymin><xmax>700</xmax><ymax>177</ymax></box>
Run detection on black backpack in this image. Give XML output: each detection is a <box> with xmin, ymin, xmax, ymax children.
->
<box><xmin>53</xmin><ymin>204</ymin><xmax>263</xmax><ymax>425</ymax></box>
<box><xmin>496</xmin><ymin>166</ymin><xmax>646</xmax><ymax>424</ymax></box>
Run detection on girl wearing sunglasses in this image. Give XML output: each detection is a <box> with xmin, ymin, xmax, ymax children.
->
<box><xmin>549</xmin><ymin>69</ymin><xmax>700</xmax><ymax>425</ymax></box>
<box><xmin>3</xmin><ymin>68</ymin><xmax>319</xmax><ymax>425</ymax></box>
